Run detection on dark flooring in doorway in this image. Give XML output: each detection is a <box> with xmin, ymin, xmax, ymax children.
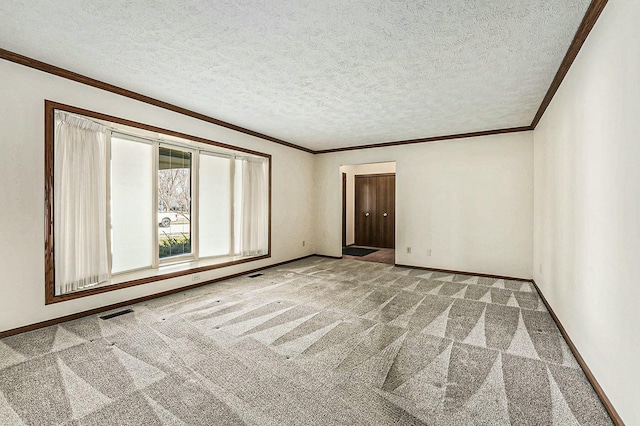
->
<box><xmin>343</xmin><ymin>245</ymin><xmax>395</xmax><ymax>265</ymax></box>
<box><xmin>342</xmin><ymin>247</ymin><xmax>379</xmax><ymax>257</ymax></box>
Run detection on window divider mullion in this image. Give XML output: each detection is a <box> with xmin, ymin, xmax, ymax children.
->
<box><xmin>105</xmin><ymin>130</ymin><xmax>113</xmax><ymax>280</ymax></box>
<box><xmin>152</xmin><ymin>141</ymin><xmax>159</xmax><ymax>269</ymax></box>
<box><xmin>192</xmin><ymin>151</ymin><xmax>199</xmax><ymax>262</ymax></box>
<box><xmin>229</xmin><ymin>157</ymin><xmax>235</xmax><ymax>257</ymax></box>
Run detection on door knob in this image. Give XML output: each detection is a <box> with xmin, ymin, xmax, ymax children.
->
<box><xmin>383</xmin><ymin>212</ymin><xmax>388</xmax><ymax>217</ymax></box>
<box><xmin>365</xmin><ymin>212</ymin><xmax>370</xmax><ymax>217</ymax></box>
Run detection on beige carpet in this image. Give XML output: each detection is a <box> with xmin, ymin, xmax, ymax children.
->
<box><xmin>0</xmin><ymin>256</ymin><xmax>612</xmax><ymax>425</ymax></box>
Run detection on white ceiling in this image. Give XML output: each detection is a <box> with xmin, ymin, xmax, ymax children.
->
<box><xmin>0</xmin><ymin>0</ymin><xmax>590</xmax><ymax>151</ymax></box>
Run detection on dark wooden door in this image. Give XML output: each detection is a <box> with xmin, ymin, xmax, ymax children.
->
<box><xmin>378</xmin><ymin>175</ymin><xmax>395</xmax><ymax>249</ymax></box>
<box><xmin>354</xmin><ymin>174</ymin><xmax>395</xmax><ymax>248</ymax></box>
<box><xmin>355</xmin><ymin>175</ymin><xmax>377</xmax><ymax>246</ymax></box>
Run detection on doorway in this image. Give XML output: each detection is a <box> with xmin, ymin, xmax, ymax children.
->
<box><xmin>355</xmin><ymin>174</ymin><xmax>395</xmax><ymax>248</ymax></box>
<box><xmin>340</xmin><ymin>162</ymin><xmax>396</xmax><ymax>265</ymax></box>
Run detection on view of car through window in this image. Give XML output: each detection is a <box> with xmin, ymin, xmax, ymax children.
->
<box><xmin>157</xmin><ymin>211</ymin><xmax>178</xmax><ymax>228</ymax></box>
<box><xmin>158</xmin><ymin>147</ymin><xmax>192</xmax><ymax>259</ymax></box>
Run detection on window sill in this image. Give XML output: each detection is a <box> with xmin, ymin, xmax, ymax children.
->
<box><xmin>46</xmin><ymin>253</ymin><xmax>270</xmax><ymax>305</ymax></box>
<box><xmin>112</xmin><ymin>255</ymin><xmax>243</xmax><ymax>285</ymax></box>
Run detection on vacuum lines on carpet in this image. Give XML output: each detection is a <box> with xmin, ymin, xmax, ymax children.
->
<box><xmin>0</xmin><ymin>257</ymin><xmax>612</xmax><ymax>425</ymax></box>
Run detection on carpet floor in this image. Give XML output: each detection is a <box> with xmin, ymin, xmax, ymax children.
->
<box><xmin>0</xmin><ymin>257</ymin><xmax>612</xmax><ymax>425</ymax></box>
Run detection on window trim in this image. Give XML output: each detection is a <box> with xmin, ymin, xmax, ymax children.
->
<box><xmin>44</xmin><ymin>100</ymin><xmax>272</xmax><ymax>305</ymax></box>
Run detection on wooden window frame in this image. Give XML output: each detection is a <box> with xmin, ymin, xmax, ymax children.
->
<box><xmin>44</xmin><ymin>100</ymin><xmax>272</xmax><ymax>305</ymax></box>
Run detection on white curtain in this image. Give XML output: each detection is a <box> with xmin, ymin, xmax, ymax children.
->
<box><xmin>237</xmin><ymin>156</ymin><xmax>269</xmax><ymax>256</ymax></box>
<box><xmin>54</xmin><ymin>112</ymin><xmax>109</xmax><ymax>294</ymax></box>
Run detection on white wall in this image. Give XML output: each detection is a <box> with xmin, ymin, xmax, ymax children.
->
<box><xmin>317</xmin><ymin>132</ymin><xmax>534</xmax><ymax>279</ymax></box>
<box><xmin>533</xmin><ymin>1</ymin><xmax>640</xmax><ymax>423</ymax></box>
<box><xmin>340</xmin><ymin>162</ymin><xmax>396</xmax><ymax>246</ymax></box>
<box><xmin>0</xmin><ymin>59</ymin><xmax>315</xmax><ymax>333</ymax></box>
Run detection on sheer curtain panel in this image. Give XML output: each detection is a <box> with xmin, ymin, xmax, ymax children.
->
<box><xmin>238</xmin><ymin>157</ymin><xmax>269</xmax><ymax>256</ymax></box>
<box><xmin>54</xmin><ymin>112</ymin><xmax>109</xmax><ymax>295</ymax></box>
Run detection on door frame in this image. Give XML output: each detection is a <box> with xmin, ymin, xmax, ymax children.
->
<box><xmin>342</xmin><ymin>172</ymin><xmax>347</xmax><ymax>247</ymax></box>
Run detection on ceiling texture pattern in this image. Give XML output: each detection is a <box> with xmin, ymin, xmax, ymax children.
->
<box><xmin>0</xmin><ymin>0</ymin><xmax>591</xmax><ymax>151</ymax></box>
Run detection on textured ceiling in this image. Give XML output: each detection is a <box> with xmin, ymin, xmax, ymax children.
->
<box><xmin>0</xmin><ymin>0</ymin><xmax>590</xmax><ymax>150</ymax></box>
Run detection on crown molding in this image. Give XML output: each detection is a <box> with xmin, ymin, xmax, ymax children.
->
<box><xmin>0</xmin><ymin>48</ymin><xmax>314</xmax><ymax>154</ymax></box>
<box><xmin>314</xmin><ymin>126</ymin><xmax>533</xmax><ymax>154</ymax></box>
<box><xmin>530</xmin><ymin>0</ymin><xmax>609</xmax><ymax>128</ymax></box>
<box><xmin>0</xmin><ymin>0</ymin><xmax>609</xmax><ymax>154</ymax></box>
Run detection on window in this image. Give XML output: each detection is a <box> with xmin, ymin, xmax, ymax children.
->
<box><xmin>157</xmin><ymin>146</ymin><xmax>193</xmax><ymax>260</ymax></box>
<box><xmin>45</xmin><ymin>101</ymin><xmax>271</xmax><ymax>303</ymax></box>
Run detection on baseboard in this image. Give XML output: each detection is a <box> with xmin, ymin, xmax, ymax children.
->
<box><xmin>396</xmin><ymin>266</ymin><xmax>624</xmax><ymax>423</ymax></box>
<box><xmin>394</xmin><ymin>263</ymin><xmax>530</xmax><ymax>282</ymax></box>
<box><xmin>315</xmin><ymin>254</ymin><xmax>343</xmax><ymax>260</ymax></box>
<box><xmin>530</xmin><ymin>280</ymin><xmax>624</xmax><ymax>425</ymax></box>
<box><xmin>0</xmin><ymin>254</ymin><xmax>317</xmax><ymax>339</ymax></box>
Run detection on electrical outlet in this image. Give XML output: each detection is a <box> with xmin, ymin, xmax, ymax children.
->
<box><xmin>192</xmin><ymin>274</ymin><xmax>201</xmax><ymax>282</ymax></box>
<box><xmin>406</xmin><ymin>247</ymin><xmax>411</xmax><ymax>254</ymax></box>
<box><xmin>426</xmin><ymin>249</ymin><xmax>431</xmax><ymax>256</ymax></box>
<box><xmin>302</xmin><ymin>240</ymin><xmax>306</xmax><ymax>247</ymax></box>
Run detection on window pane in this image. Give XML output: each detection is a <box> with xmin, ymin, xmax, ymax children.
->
<box><xmin>199</xmin><ymin>154</ymin><xmax>231</xmax><ymax>257</ymax></box>
<box><xmin>158</xmin><ymin>147</ymin><xmax>192</xmax><ymax>259</ymax></box>
<box><xmin>111</xmin><ymin>137</ymin><xmax>153</xmax><ymax>273</ymax></box>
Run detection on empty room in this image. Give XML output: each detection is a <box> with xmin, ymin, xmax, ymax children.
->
<box><xmin>0</xmin><ymin>0</ymin><xmax>637</xmax><ymax>425</ymax></box>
